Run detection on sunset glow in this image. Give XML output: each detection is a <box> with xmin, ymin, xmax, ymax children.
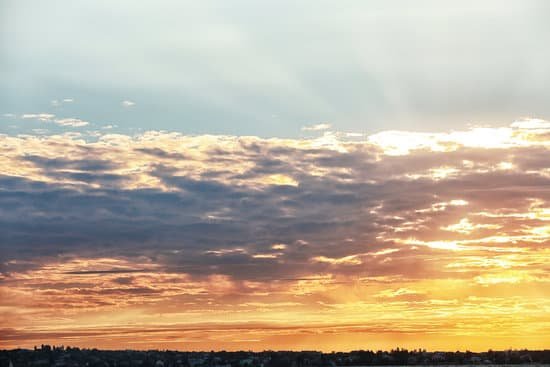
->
<box><xmin>2</xmin><ymin>0</ymin><xmax>550</xmax><ymax>354</ymax></box>
<box><xmin>1</xmin><ymin>122</ymin><xmax>549</xmax><ymax>351</ymax></box>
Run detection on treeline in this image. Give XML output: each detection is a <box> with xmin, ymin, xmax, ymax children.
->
<box><xmin>1</xmin><ymin>345</ymin><xmax>550</xmax><ymax>367</ymax></box>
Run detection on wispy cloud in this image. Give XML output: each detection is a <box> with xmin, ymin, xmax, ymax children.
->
<box><xmin>302</xmin><ymin>123</ymin><xmax>331</xmax><ymax>131</ymax></box>
<box><xmin>21</xmin><ymin>113</ymin><xmax>55</xmax><ymax>121</ymax></box>
<box><xmin>18</xmin><ymin>113</ymin><xmax>89</xmax><ymax>127</ymax></box>
<box><xmin>53</xmin><ymin>117</ymin><xmax>89</xmax><ymax>127</ymax></box>
<box><xmin>51</xmin><ymin>98</ymin><xmax>74</xmax><ymax>107</ymax></box>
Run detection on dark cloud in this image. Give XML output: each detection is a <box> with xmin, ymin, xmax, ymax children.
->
<box><xmin>23</xmin><ymin>155</ymin><xmax>119</xmax><ymax>171</ymax></box>
<box><xmin>134</xmin><ymin>148</ymin><xmax>187</xmax><ymax>160</ymax></box>
<box><xmin>1</xmin><ymin>128</ymin><xmax>549</xmax><ymax>284</ymax></box>
<box><xmin>64</xmin><ymin>269</ymin><xmax>147</xmax><ymax>275</ymax></box>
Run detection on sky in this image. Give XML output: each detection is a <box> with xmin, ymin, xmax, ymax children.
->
<box><xmin>1</xmin><ymin>0</ymin><xmax>550</xmax><ymax>351</ymax></box>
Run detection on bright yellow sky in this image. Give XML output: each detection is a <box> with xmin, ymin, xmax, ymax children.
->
<box><xmin>1</xmin><ymin>121</ymin><xmax>550</xmax><ymax>350</ymax></box>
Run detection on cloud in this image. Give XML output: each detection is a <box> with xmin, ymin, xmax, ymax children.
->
<box><xmin>375</xmin><ymin>287</ymin><xmax>426</xmax><ymax>298</ymax></box>
<box><xmin>64</xmin><ymin>269</ymin><xmax>147</xmax><ymax>275</ymax></box>
<box><xmin>18</xmin><ymin>113</ymin><xmax>89</xmax><ymax>127</ymax></box>
<box><xmin>0</xmin><ymin>120</ymin><xmax>547</xmax><ymax>273</ymax></box>
<box><xmin>121</xmin><ymin>100</ymin><xmax>136</xmax><ymax>107</ymax></box>
<box><xmin>511</xmin><ymin>118</ymin><xmax>550</xmax><ymax>130</ymax></box>
<box><xmin>20</xmin><ymin>113</ymin><xmax>55</xmax><ymax>121</ymax></box>
<box><xmin>302</xmin><ymin>123</ymin><xmax>331</xmax><ymax>131</ymax></box>
<box><xmin>53</xmin><ymin>117</ymin><xmax>89</xmax><ymax>127</ymax></box>
<box><xmin>312</xmin><ymin>255</ymin><xmax>362</xmax><ymax>265</ymax></box>
<box><xmin>0</xmin><ymin>120</ymin><xmax>549</xmax><ymax>349</ymax></box>
<box><xmin>51</xmin><ymin>98</ymin><xmax>74</xmax><ymax>106</ymax></box>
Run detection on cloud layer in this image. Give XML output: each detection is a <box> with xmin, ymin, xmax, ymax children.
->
<box><xmin>1</xmin><ymin>120</ymin><xmax>549</xmax><ymax>350</ymax></box>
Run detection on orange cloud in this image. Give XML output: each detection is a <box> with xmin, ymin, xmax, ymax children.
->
<box><xmin>1</xmin><ymin>121</ymin><xmax>550</xmax><ymax>350</ymax></box>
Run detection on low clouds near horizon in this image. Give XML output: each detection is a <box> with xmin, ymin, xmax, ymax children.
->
<box><xmin>0</xmin><ymin>120</ymin><xmax>549</xmax><ymax>350</ymax></box>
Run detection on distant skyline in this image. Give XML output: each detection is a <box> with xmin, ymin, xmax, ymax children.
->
<box><xmin>1</xmin><ymin>0</ymin><xmax>549</xmax><ymax>352</ymax></box>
